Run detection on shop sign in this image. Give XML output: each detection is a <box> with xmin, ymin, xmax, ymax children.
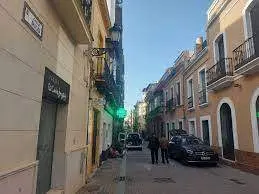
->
<box><xmin>22</xmin><ymin>2</ymin><xmax>43</xmax><ymax>39</ymax></box>
<box><xmin>43</xmin><ymin>68</ymin><xmax>70</xmax><ymax>104</ymax></box>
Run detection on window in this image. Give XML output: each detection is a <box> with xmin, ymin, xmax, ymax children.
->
<box><xmin>165</xmin><ymin>91</ymin><xmax>168</xmax><ymax>101</ymax></box>
<box><xmin>214</xmin><ymin>34</ymin><xmax>225</xmax><ymax>62</ymax></box>
<box><xmin>199</xmin><ymin>68</ymin><xmax>207</xmax><ymax>105</ymax></box>
<box><xmin>172</xmin><ymin>122</ymin><xmax>175</xmax><ymax>130</ymax></box>
<box><xmin>176</xmin><ymin>82</ymin><xmax>181</xmax><ymax>105</ymax></box>
<box><xmin>187</xmin><ymin>78</ymin><xmax>194</xmax><ymax>109</ymax></box>
<box><xmin>167</xmin><ymin>123</ymin><xmax>170</xmax><ymax>131</ymax></box>
<box><xmin>187</xmin><ymin>79</ymin><xmax>193</xmax><ymax>97</ymax></box>
<box><xmin>171</xmin><ymin>87</ymin><xmax>174</xmax><ymax>99</ymax></box>
<box><xmin>200</xmin><ymin>116</ymin><xmax>212</xmax><ymax>146</ymax></box>
<box><xmin>188</xmin><ymin>119</ymin><xmax>196</xmax><ymax>135</ymax></box>
<box><xmin>244</xmin><ymin>0</ymin><xmax>259</xmax><ymax>39</ymax></box>
<box><xmin>165</xmin><ymin>90</ymin><xmax>168</xmax><ymax>106</ymax></box>
<box><xmin>179</xmin><ymin>121</ymin><xmax>183</xmax><ymax>130</ymax></box>
<box><xmin>201</xmin><ymin>120</ymin><xmax>210</xmax><ymax>145</ymax></box>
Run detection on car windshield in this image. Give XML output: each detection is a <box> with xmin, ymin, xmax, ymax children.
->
<box><xmin>182</xmin><ymin>137</ymin><xmax>204</xmax><ymax>145</ymax></box>
<box><xmin>127</xmin><ymin>134</ymin><xmax>140</xmax><ymax>139</ymax></box>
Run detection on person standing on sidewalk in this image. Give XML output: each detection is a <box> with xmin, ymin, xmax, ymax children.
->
<box><xmin>160</xmin><ymin>135</ymin><xmax>169</xmax><ymax>164</ymax></box>
<box><xmin>148</xmin><ymin>133</ymin><xmax>159</xmax><ymax>164</ymax></box>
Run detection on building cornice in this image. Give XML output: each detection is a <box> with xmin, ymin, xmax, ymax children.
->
<box><xmin>184</xmin><ymin>47</ymin><xmax>208</xmax><ymax>74</ymax></box>
<box><xmin>206</xmin><ymin>0</ymin><xmax>231</xmax><ymax>29</ymax></box>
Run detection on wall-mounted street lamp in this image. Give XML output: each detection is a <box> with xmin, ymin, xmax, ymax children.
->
<box><xmin>84</xmin><ymin>24</ymin><xmax>122</xmax><ymax>57</ymax></box>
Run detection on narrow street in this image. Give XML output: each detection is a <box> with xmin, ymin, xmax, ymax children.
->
<box><xmin>125</xmin><ymin>146</ymin><xmax>259</xmax><ymax>194</ymax></box>
<box><xmin>79</xmin><ymin>144</ymin><xmax>259</xmax><ymax>194</ymax></box>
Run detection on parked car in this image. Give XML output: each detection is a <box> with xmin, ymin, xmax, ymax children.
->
<box><xmin>168</xmin><ymin>135</ymin><xmax>219</xmax><ymax>165</ymax></box>
<box><xmin>170</xmin><ymin>129</ymin><xmax>187</xmax><ymax>136</ymax></box>
<box><xmin>126</xmin><ymin>133</ymin><xmax>143</xmax><ymax>151</ymax></box>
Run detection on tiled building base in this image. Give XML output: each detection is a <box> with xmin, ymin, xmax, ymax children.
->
<box><xmin>212</xmin><ymin>146</ymin><xmax>259</xmax><ymax>175</ymax></box>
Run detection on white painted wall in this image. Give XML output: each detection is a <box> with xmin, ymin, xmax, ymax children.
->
<box><xmin>100</xmin><ymin>110</ymin><xmax>113</xmax><ymax>153</ymax></box>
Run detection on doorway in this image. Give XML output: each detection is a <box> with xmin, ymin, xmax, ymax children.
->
<box><xmin>202</xmin><ymin>120</ymin><xmax>210</xmax><ymax>145</ymax></box>
<box><xmin>179</xmin><ymin>121</ymin><xmax>183</xmax><ymax>130</ymax></box>
<box><xmin>36</xmin><ymin>100</ymin><xmax>57</xmax><ymax>194</ymax></box>
<box><xmin>92</xmin><ymin>110</ymin><xmax>99</xmax><ymax>165</ymax></box>
<box><xmin>220</xmin><ymin>103</ymin><xmax>235</xmax><ymax>161</ymax></box>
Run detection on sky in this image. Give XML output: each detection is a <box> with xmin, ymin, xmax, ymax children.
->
<box><xmin>123</xmin><ymin>0</ymin><xmax>213</xmax><ymax>112</ymax></box>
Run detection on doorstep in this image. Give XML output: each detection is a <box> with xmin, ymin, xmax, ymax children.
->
<box><xmin>46</xmin><ymin>189</ymin><xmax>64</xmax><ymax>194</ymax></box>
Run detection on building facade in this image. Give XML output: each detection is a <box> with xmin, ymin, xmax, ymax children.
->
<box><xmin>87</xmin><ymin>0</ymin><xmax>124</xmax><ymax>177</ymax></box>
<box><xmin>145</xmin><ymin>0</ymin><xmax>259</xmax><ymax>174</ymax></box>
<box><xmin>206</xmin><ymin>0</ymin><xmax>259</xmax><ymax>173</ymax></box>
<box><xmin>183</xmin><ymin>38</ymin><xmax>212</xmax><ymax>146</ymax></box>
<box><xmin>0</xmin><ymin>0</ymin><xmax>124</xmax><ymax>193</ymax></box>
<box><xmin>0</xmin><ymin>0</ymin><xmax>93</xmax><ymax>193</ymax></box>
<box><xmin>134</xmin><ymin>101</ymin><xmax>147</xmax><ymax>134</ymax></box>
<box><xmin>163</xmin><ymin>51</ymin><xmax>192</xmax><ymax>136</ymax></box>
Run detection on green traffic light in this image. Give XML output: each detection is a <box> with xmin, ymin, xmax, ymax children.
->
<box><xmin>116</xmin><ymin>108</ymin><xmax>127</xmax><ymax>118</ymax></box>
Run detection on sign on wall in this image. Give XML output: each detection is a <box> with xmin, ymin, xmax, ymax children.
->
<box><xmin>22</xmin><ymin>2</ymin><xmax>43</xmax><ymax>39</ymax></box>
<box><xmin>43</xmin><ymin>68</ymin><xmax>70</xmax><ymax>104</ymax></box>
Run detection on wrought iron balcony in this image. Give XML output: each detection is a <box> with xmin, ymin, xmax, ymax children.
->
<box><xmin>79</xmin><ymin>0</ymin><xmax>92</xmax><ymax>25</ymax></box>
<box><xmin>147</xmin><ymin>106</ymin><xmax>164</xmax><ymax>120</ymax></box>
<box><xmin>187</xmin><ymin>96</ymin><xmax>194</xmax><ymax>109</ymax></box>
<box><xmin>207</xmin><ymin>58</ymin><xmax>234</xmax><ymax>91</ymax></box>
<box><xmin>199</xmin><ymin>88</ymin><xmax>207</xmax><ymax>105</ymax></box>
<box><xmin>233</xmin><ymin>35</ymin><xmax>259</xmax><ymax>75</ymax></box>
<box><xmin>95</xmin><ymin>57</ymin><xmax>118</xmax><ymax>105</ymax></box>
<box><xmin>166</xmin><ymin>98</ymin><xmax>176</xmax><ymax>112</ymax></box>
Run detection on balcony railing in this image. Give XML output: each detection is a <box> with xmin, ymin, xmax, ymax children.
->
<box><xmin>188</xmin><ymin>96</ymin><xmax>194</xmax><ymax>109</ymax></box>
<box><xmin>233</xmin><ymin>35</ymin><xmax>259</xmax><ymax>70</ymax></box>
<box><xmin>207</xmin><ymin>58</ymin><xmax>234</xmax><ymax>86</ymax></box>
<box><xmin>95</xmin><ymin>57</ymin><xmax>118</xmax><ymax>104</ymax></box>
<box><xmin>147</xmin><ymin>105</ymin><xmax>164</xmax><ymax>120</ymax></box>
<box><xmin>166</xmin><ymin>98</ymin><xmax>176</xmax><ymax>112</ymax></box>
<box><xmin>199</xmin><ymin>88</ymin><xmax>207</xmax><ymax>105</ymax></box>
<box><xmin>79</xmin><ymin>0</ymin><xmax>92</xmax><ymax>25</ymax></box>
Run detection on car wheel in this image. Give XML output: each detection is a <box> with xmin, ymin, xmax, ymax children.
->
<box><xmin>171</xmin><ymin>153</ymin><xmax>177</xmax><ymax>159</ymax></box>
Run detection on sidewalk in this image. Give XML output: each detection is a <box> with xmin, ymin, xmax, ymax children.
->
<box><xmin>77</xmin><ymin>158</ymin><xmax>122</xmax><ymax>194</ymax></box>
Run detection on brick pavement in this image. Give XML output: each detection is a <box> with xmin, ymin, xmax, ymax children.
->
<box><xmin>125</xmin><ymin>147</ymin><xmax>259</xmax><ymax>194</ymax></box>
<box><xmin>78</xmin><ymin>146</ymin><xmax>259</xmax><ymax>194</ymax></box>
<box><xmin>77</xmin><ymin>158</ymin><xmax>122</xmax><ymax>194</ymax></box>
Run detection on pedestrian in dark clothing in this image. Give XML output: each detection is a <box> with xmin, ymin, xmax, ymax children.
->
<box><xmin>160</xmin><ymin>135</ymin><xmax>169</xmax><ymax>164</ymax></box>
<box><xmin>148</xmin><ymin>133</ymin><xmax>160</xmax><ymax>164</ymax></box>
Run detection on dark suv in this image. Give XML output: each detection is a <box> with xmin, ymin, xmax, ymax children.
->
<box><xmin>168</xmin><ymin>135</ymin><xmax>219</xmax><ymax>165</ymax></box>
<box><xmin>126</xmin><ymin>133</ymin><xmax>143</xmax><ymax>150</ymax></box>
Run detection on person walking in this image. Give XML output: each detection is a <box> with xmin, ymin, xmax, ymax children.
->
<box><xmin>148</xmin><ymin>133</ymin><xmax>159</xmax><ymax>164</ymax></box>
<box><xmin>160</xmin><ymin>135</ymin><xmax>169</xmax><ymax>164</ymax></box>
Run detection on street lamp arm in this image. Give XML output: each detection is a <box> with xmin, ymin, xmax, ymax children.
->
<box><xmin>84</xmin><ymin>48</ymin><xmax>112</xmax><ymax>57</ymax></box>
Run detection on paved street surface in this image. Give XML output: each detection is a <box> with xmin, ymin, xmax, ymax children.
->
<box><xmin>79</xmin><ymin>145</ymin><xmax>259</xmax><ymax>194</ymax></box>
